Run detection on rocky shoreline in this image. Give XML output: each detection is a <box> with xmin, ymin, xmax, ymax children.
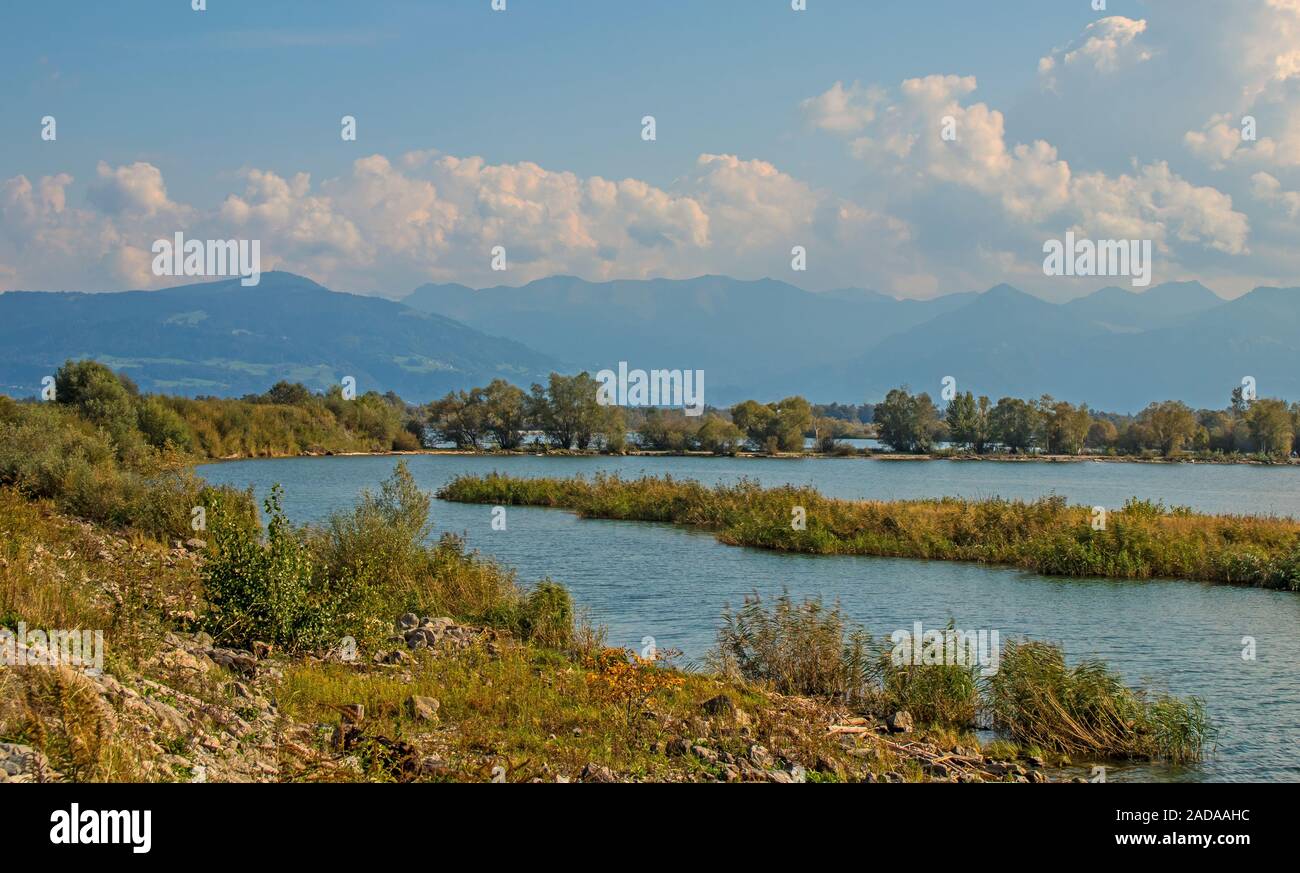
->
<box><xmin>1</xmin><ymin>607</ymin><xmax>1062</xmax><ymax>784</ymax></box>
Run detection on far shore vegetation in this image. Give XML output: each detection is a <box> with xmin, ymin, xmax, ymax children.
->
<box><xmin>440</xmin><ymin>473</ymin><xmax>1300</xmax><ymax>592</ymax></box>
<box><xmin>4</xmin><ymin>360</ymin><xmax>1299</xmax><ymax>467</ymax></box>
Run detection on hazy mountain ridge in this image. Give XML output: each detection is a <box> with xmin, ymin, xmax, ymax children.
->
<box><xmin>405</xmin><ymin>274</ymin><xmax>1288</xmax><ymax>410</ymax></box>
<box><xmin>5</xmin><ymin>271</ymin><xmax>1295</xmax><ymax>412</ymax></box>
<box><xmin>793</xmin><ymin>282</ymin><xmax>1300</xmax><ymax>410</ymax></box>
<box><xmin>0</xmin><ymin>272</ymin><xmax>559</xmax><ymax>400</ymax></box>
<box><xmin>402</xmin><ymin>274</ymin><xmax>978</xmax><ymax>399</ymax></box>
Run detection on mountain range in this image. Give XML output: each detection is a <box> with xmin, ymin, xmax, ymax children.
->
<box><xmin>404</xmin><ymin>274</ymin><xmax>1296</xmax><ymax>410</ymax></box>
<box><xmin>2</xmin><ymin>271</ymin><xmax>1296</xmax><ymax>411</ymax></box>
<box><xmin>0</xmin><ymin>272</ymin><xmax>557</xmax><ymax>400</ymax></box>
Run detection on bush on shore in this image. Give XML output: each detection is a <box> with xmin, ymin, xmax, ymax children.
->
<box><xmin>709</xmin><ymin>592</ymin><xmax>1211</xmax><ymax>763</ymax></box>
<box><xmin>204</xmin><ymin>463</ymin><xmax>573</xmax><ymax>654</ymax></box>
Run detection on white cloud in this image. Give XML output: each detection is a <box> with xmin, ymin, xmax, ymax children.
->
<box><xmin>1252</xmin><ymin>171</ymin><xmax>1300</xmax><ymax>217</ymax></box>
<box><xmin>1181</xmin><ymin>0</ymin><xmax>1300</xmax><ymax>168</ymax></box>
<box><xmin>1038</xmin><ymin>16</ymin><xmax>1152</xmax><ymax>88</ymax></box>
<box><xmin>0</xmin><ymin>151</ymin><xmax>912</xmax><ymax>293</ymax></box>
<box><xmin>87</xmin><ymin>161</ymin><xmax>188</xmax><ymax>218</ymax></box>
<box><xmin>804</xmin><ymin>74</ymin><xmax>1249</xmax><ymax>259</ymax></box>
<box><xmin>800</xmin><ymin>81</ymin><xmax>886</xmax><ymax>133</ymax></box>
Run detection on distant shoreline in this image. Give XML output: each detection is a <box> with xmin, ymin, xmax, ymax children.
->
<box><xmin>196</xmin><ymin>447</ymin><xmax>1300</xmax><ymax>466</ymax></box>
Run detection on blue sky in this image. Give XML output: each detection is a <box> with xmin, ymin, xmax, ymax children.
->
<box><xmin>2</xmin><ymin>1</ymin><xmax>1296</xmax><ymax>299</ymax></box>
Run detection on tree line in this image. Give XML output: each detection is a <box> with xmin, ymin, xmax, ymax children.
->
<box><xmin>7</xmin><ymin>360</ymin><xmax>424</xmax><ymax>459</ymax></box>
<box><xmin>876</xmin><ymin>385</ymin><xmax>1300</xmax><ymax>457</ymax></box>
<box><xmin>426</xmin><ymin>380</ymin><xmax>865</xmax><ymax>454</ymax></box>
<box><xmin>12</xmin><ymin>361</ymin><xmax>1299</xmax><ymax>460</ymax></box>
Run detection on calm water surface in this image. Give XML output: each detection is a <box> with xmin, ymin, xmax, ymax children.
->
<box><xmin>197</xmin><ymin>454</ymin><xmax>1300</xmax><ymax>783</ymax></box>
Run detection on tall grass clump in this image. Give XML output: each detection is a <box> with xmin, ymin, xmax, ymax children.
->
<box><xmin>879</xmin><ymin>628</ymin><xmax>981</xmax><ymax>729</ymax></box>
<box><xmin>708</xmin><ymin>592</ymin><xmax>874</xmax><ymax>701</ymax></box>
<box><xmin>704</xmin><ymin>594</ymin><xmax>1212</xmax><ymax>762</ymax></box>
<box><xmin>984</xmin><ymin>640</ymin><xmax>1213</xmax><ymax>763</ymax></box>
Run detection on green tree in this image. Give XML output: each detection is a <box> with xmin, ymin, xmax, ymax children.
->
<box><xmin>1137</xmin><ymin>400</ymin><xmax>1199</xmax><ymax>456</ymax></box>
<box><xmin>875</xmin><ymin>388</ymin><xmax>940</xmax><ymax>453</ymax></box>
<box><xmin>427</xmin><ymin>389</ymin><xmax>487</xmax><ymax>449</ymax></box>
<box><xmin>1039</xmin><ymin>397</ymin><xmax>1091</xmax><ymax>455</ymax></box>
<box><xmin>262</xmin><ymin>381</ymin><xmax>314</xmax><ymax>406</ymax></box>
<box><xmin>771</xmin><ymin>396</ymin><xmax>813</xmax><ymax>452</ymax></box>
<box><xmin>1230</xmin><ymin>384</ymin><xmax>1252</xmax><ymax>416</ymax></box>
<box><xmin>989</xmin><ymin>397</ymin><xmax>1042</xmax><ymax>453</ymax></box>
<box><xmin>637</xmin><ymin>408</ymin><xmax>695</xmax><ymax>451</ymax></box>
<box><xmin>53</xmin><ymin>359</ymin><xmax>140</xmax><ymax>451</ymax></box>
<box><xmin>481</xmin><ymin>379</ymin><xmax>529</xmax><ymax>449</ymax></box>
<box><xmin>1246</xmin><ymin>398</ymin><xmax>1295</xmax><ymax>456</ymax></box>
<box><xmin>1085</xmin><ymin>419</ymin><xmax>1118</xmax><ymax>451</ymax></box>
<box><xmin>530</xmin><ymin>372</ymin><xmax>605</xmax><ymax>450</ymax></box>
<box><xmin>945</xmin><ymin>391</ymin><xmax>992</xmax><ymax>453</ymax></box>
<box><xmin>730</xmin><ymin>399</ymin><xmax>775</xmax><ymax>450</ymax></box>
<box><xmin>727</xmin><ymin>397</ymin><xmax>812</xmax><ymax>452</ymax></box>
<box><xmin>695</xmin><ymin>415</ymin><xmax>745</xmax><ymax>455</ymax></box>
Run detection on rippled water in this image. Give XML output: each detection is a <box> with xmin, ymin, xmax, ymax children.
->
<box><xmin>197</xmin><ymin>453</ymin><xmax>1300</xmax><ymax>783</ymax></box>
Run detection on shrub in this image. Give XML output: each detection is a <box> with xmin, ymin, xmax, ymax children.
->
<box><xmin>708</xmin><ymin>591</ymin><xmax>874</xmax><ymax>700</ymax></box>
<box><xmin>983</xmin><ymin>640</ymin><xmax>1213</xmax><ymax>763</ymax></box>
<box><xmin>0</xmin><ymin>402</ymin><xmax>242</xmax><ymax>541</ymax></box>
<box><xmin>517</xmin><ymin>581</ymin><xmax>573</xmax><ymax>649</ymax></box>
<box><xmin>203</xmin><ymin>485</ymin><xmax>332</xmax><ymax>652</ymax></box>
<box><xmin>879</xmin><ymin>628</ymin><xmax>980</xmax><ymax>729</ymax></box>
<box><xmin>136</xmin><ymin>397</ymin><xmax>194</xmax><ymax>451</ymax></box>
<box><xmin>203</xmin><ymin>464</ymin><xmax>577</xmax><ymax>653</ymax></box>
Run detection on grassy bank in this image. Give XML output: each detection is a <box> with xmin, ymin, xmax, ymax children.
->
<box><xmin>0</xmin><ymin>398</ymin><xmax>1215</xmax><ymax>780</ymax></box>
<box><xmin>438</xmin><ymin>473</ymin><xmax>1300</xmax><ymax>590</ymax></box>
<box><xmin>0</xmin><ymin>482</ymin><xmax>1033</xmax><ymax>783</ymax></box>
<box><xmin>1</xmin><ymin>482</ymin><xmax>1211</xmax><ymax>780</ymax></box>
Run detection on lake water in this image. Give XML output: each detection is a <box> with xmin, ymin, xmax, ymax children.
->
<box><xmin>197</xmin><ymin>453</ymin><xmax>1300</xmax><ymax>783</ymax></box>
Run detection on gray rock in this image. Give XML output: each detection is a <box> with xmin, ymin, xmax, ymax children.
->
<box><xmin>691</xmin><ymin>745</ymin><xmax>719</xmax><ymax>763</ymax></box>
<box><xmin>887</xmin><ymin>710</ymin><xmax>915</xmax><ymax>734</ymax></box>
<box><xmin>580</xmin><ymin>762</ymin><xmax>617</xmax><ymax>783</ymax></box>
<box><xmin>700</xmin><ymin>694</ymin><xmax>737</xmax><ymax>718</ymax></box>
<box><xmin>748</xmin><ymin>744</ymin><xmax>775</xmax><ymax>769</ymax></box>
<box><xmin>405</xmin><ymin>695</ymin><xmax>440</xmax><ymax>721</ymax></box>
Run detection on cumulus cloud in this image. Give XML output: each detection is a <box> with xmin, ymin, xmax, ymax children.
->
<box><xmin>1252</xmin><ymin>171</ymin><xmax>1300</xmax><ymax>217</ymax></box>
<box><xmin>0</xmin><ymin>151</ymin><xmax>912</xmax><ymax>293</ymax></box>
<box><xmin>1038</xmin><ymin>16</ymin><xmax>1152</xmax><ymax>88</ymax></box>
<box><xmin>800</xmin><ymin>81</ymin><xmax>886</xmax><ymax>133</ymax></box>
<box><xmin>86</xmin><ymin>161</ymin><xmax>188</xmax><ymax>218</ymax></box>
<box><xmin>803</xmin><ymin>74</ymin><xmax>1249</xmax><ymax>260</ymax></box>
<box><xmin>1181</xmin><ymin>0</ymin><xmax>1300</xmax><ymax>168</ymax></box>
<box><xmin>3</xmin><ymin>6</ymin><xmax>1295</xmax><ymax>300</ymax></box>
